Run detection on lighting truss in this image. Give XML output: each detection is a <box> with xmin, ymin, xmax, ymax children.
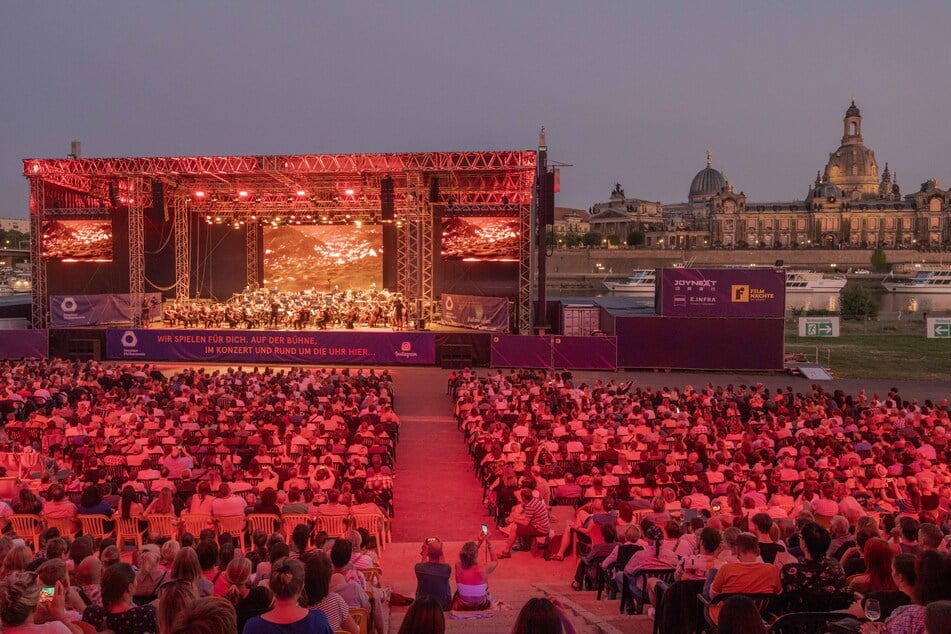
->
<box><xmin>29</xmin><ymin>178</ymin><xmax>47</xmax><ymax>329</ymax></box>
<box><xmin>128</xmin><ymin>177</ymin><xmax>145</xmax><ymax>327</ymax></box>
<box><xmin>173</xmin><ymin>198</ymin><xmax>189</xmax><ymax>300</ymax></box>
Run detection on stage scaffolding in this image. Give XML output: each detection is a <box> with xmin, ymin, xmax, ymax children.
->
<box><xmin>24</xmin><ymin>150</ymin><xmax>537</xmax><ymax>331</ymax></box>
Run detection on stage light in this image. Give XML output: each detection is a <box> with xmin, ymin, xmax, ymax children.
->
<box><xmin>195</xmin><ymin>191</ymin><xmax>205</xmax><ymax>198</ymax></box>
<box><xmin>286</xmin><ymin>196</ymin><xmax>294</xmax><ymax>203</ymax></box>
<box><xmin>211</xmin><ymin>194</ymin><xmax>218</xmax><ymax>202</ymax></box>
<box><xmin>255</xmin><ymin>195</ymin><xmax>262</xmax><ymax>203</ymax></box>
<box><xmin>238</xmin><ymin>191</ymin><xmax>249</xmax><ymax>198</ymax></box>
<box><xmin>297</xmin><ymin>190</ymin><xmax>306</xmax><ymax>197</ymax></box>
<box><xmin>344</xmin><ymin>189</ymin><xmax>354</xmax><ymax>196</ymax></box>
<box><xmin>355</xmin><ymin>220</ymin><xmax>362</xmax><ymax>228</ymax></box>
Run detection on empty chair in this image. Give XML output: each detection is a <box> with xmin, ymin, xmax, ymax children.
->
<box><xmin>8</xmin><ymin>514</ymin><xmax>43</xmax><ymax>551</ymax></box>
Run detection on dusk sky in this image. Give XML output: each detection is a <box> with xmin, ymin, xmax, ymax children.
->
<box><xmin>2</xmin><ymin>1</ymin><xmax>949</xmax><ymax>218</ymax></box>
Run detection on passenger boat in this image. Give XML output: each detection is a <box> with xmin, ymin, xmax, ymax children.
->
<box><xmin>882</xmin><ymin>268</ymin><xmax>951</xmax><ymax>294</ymax></box>
<box><xmin>784</xmin><ymin>270</ymin><xmax>847</xmax><ymax>293</ymax></box>
<box><xmin>602</xmin><ymin>269</ymin><xmax>656</xmax><ymax>294</ymax></box>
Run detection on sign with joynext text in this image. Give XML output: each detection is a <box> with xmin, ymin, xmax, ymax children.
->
<box><xmin>659</xmin><ymin>268</ymin><xmax>785</xmax><ymax>318</ymax></box>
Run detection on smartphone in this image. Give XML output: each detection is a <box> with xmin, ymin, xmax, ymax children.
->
<box><xmin>481</xmin><ymin>524</ymin><xmax>488</xmax><ymax>535</ymax></box>
<box><xmin>40</xmin><ymin>586</ymin><xmax>55</xmax><ymax>603</ymax></box>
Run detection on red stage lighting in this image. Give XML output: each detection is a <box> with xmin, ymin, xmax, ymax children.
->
<box><xmin>238</xmin><ymin>191</ymin><xmax>249</xmax><ymax>198</ymax></box>
<box><xmin>195</xmin><ymin>191</ymin><xmax>205</xmax><ymax>198</ymax></box>
<box><xmin>344</xmin><ymin>188</ymin><xmax>355</xmax><ymax>196</ymax></box>
<box><xmin>296</xmin><ymin>190</ymin><xmax>306</xmax><ymax>197</ymax></box>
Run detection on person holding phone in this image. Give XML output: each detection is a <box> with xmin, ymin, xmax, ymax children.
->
<box><xmin>0</xmin><ymin>573</ymin><xmax>83</xmax><ymax>634</ymax></box>
<box><xmin>414</xmin><ymin>538</ymin><xmax>452</xmax><ymax>610</ymax></box>
<box><xmin>452</xmin><ymin>530</ymin><xmax>498</xmax><ymax>610</ymax></box>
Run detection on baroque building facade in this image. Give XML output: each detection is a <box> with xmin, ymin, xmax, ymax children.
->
<box><xmin>588</xmin><ymin>102</ymin><xmax>951</xmax><ymax>249</ymax></box>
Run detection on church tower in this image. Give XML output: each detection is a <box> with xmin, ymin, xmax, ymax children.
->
<box><xmin>824</xmin><ymin>100</ymin><xmax>879</xmax><ymax>200</ymax></box>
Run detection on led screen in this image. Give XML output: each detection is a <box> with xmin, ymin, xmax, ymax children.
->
<box><xmin>441</xmin><ymin>217</ymin><xmax>519</xmax><ymax>261</ymax></box>
<box><xmin>263</xmin><ymin>224</ymin><xmax>382</xmax><ymax>292</ymax></box>
<box><xmin>41</xmin><ymin>220</ymin><xmax>113</xmax><ymax>262</ymax></box>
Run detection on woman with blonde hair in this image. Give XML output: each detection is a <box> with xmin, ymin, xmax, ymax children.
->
<box><xmin>159</xmin><ymin>539</ymin><xmax>180</xmax><ymax>571</ymax></box>
<box><xmin>133</xmin><ymin>544</ymin><xmax>167</xmax><ymax>605</ymax></box>
<box><xmin>221</xmin><ymin>557</ymin><xmax>271</xmax><ymax>633</ymax></box>
<box><xmin>145</xmin><ymin>487</ymin><xmax>175</xmax><ymax>516</ymax></box>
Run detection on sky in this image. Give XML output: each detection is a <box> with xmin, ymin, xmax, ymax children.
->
<box><xmin>1</xmin><ymin>1</ymin><xmax>949</xmax><ymax>217</ymax></box>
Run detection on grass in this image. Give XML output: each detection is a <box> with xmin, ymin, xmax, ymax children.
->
<box><xmin>784</xmin><ymin>318</ymin><xmax>951</xmax><ymax>381</ymax></box>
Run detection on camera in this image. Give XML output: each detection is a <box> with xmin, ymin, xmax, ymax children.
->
<box><xmin>481</xmin><ymin>524</ymin><xmax>488</xmax><ymax>535</ymax></box>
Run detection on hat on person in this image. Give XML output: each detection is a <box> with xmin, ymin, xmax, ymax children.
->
<box><xmin>874</xmin><ymin>463</ymin><xmax>888</xmax><ymax>479</ymax></box>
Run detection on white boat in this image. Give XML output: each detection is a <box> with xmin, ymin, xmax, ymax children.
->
<box><xmin>603</xmin><ymin>269</ymin><xmax>656</xmax><ymax>294</ymax></box>
<box><xmin>785</xmin><ymin>270</ymin><xmax>847</xmax><ymax>293</ymax></box>
<box><xmin>883</xmin><ymin>268</ymin><xmax>951</xmax><ymax>294</ymax></box>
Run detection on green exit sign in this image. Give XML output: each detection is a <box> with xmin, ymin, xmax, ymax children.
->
<box><xmin>799</xmin><ymin>317</ymin><xmax>839</xmax><ymax>337</ymax></box>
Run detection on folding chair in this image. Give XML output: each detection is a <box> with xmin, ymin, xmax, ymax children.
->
<box><xmin>8</xmin><ymin>514</ymin><xmax>43</xmax><ymax>551</ymax></box>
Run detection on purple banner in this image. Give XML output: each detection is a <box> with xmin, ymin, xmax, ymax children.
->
<box><xmin>0</xmin><ymin>330</ymin><xmax>48</xmax><ymax>359</ymax></box>
<box><xmin>659</xmin><ymin>268</ymin><xmax>785</xmax><ymax>318</ymax></box>
<box><xmin>553</xmin><ymin>336</ymin><xmax>617</xmax><ymax>370</ymax></box>
<box><xmin>106</xmin><ymin>329</ymin><xmax>435</xmax><ymax>365</ymax></box>
<box><xmin>51</xmin><ymin>293</ymin><xmax>162</xmax><ymax>327</ymax></box>
<box><xmin>490</xmin><ymin>335</ymin><xmax>551</xmax><ymax>368</ymax></box>
<box><xmin>441</xmin><ymin>294</ymin><xmax>509</xmax><ymax>332</ymax></box>
<box><xmin>615</xmin><ymin>317</ymin><xmax>784</xmax><ymax>371</ymax></box>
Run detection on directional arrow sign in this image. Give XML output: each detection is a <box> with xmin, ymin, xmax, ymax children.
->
<box><xmin>935</xmin><ymin>324</ymin><xmax>951</xmax><ymax>337</ymax></box>
<box><xmin>806</xmin><ymin>322</ymin><xmax>833</xmax><ymax>336</ymax></box>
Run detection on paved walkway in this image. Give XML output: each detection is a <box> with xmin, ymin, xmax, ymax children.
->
<box><xmin>390</xmin><ymin>368</ymin><xmax>488</xmax><ymax>543</ymax></box>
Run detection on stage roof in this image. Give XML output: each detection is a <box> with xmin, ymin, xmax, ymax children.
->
<box><xmin>24</xmin><ymin>150</ymin><xmax>537</xmax><ymax>218</ymax></box>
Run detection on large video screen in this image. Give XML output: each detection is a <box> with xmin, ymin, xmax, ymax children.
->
<box><xmin>41</xmin><ymin>220</ymin><xmax>113</xmax><ymax>262</ymax></box>
<box><xmin>441</xmin><ymin>216</ymin><xmax>519</xmax><ymax>261</ymax></box>
<box><xmin>263</xmin><ymin>224</ymin><xmax>382</xmax><ymax>292</ymax></box>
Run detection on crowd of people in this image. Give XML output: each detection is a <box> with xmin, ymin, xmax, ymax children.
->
<box><xmin>0</xmin><ymin>358</ymin><xmax>401</xmax><ymax>633</ymax></box>
<box><xmin>451</xmin><ymin>368</ymin><xmax>951</xmax><ymax>634</ymax></box>
<box><xmin>162</xmin><ymin>287</ymin><xmax>408</xmax><ymax>331</ymax></box>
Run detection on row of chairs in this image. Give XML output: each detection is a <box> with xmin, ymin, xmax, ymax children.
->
<box><xmin>7</xmin><ymin>511</ymin><xmax>390</xmax><ymax>557</ymax></box>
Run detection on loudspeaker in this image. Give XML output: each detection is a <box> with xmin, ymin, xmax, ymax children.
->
<box><xmin>429</xmin><ymin>176</ymin><xmax>440</xmax><ymax>203</ymax></box>
<box><xmin>380</xmin><ymin>176</ymin><xmax>395</xmax><ymax>220</ymax></box>
<box><xmin>538</xmin><ymin>171</ymin><xmax>555</xmax><ymax>225</ymax></box>
<box><xmin>108</xmin><ymin>181</ymin><xmax>119</xmax><ymax>207</ymax></box>
<box><xmin>151</xmin><ymin>181</ymin><xmax>166</xmax><ymax>223</ymax></box>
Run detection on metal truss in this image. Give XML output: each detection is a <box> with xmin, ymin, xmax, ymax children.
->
<box><xmin>39</xmin><ymin>207</ymin><xmax>114</xmax><ymax>219</ymax></box>
<box><xmin>128</xmin><ymin>177</ymin><xmax>145</xmax><ymax>326</ymax></box>
<box><xmin>246</xmin><ymin>220</ymin><xmax>259</xmax><ymax>290</ymax></box>
<box><xmin>173</xmin><ymin>197</ymin><xmax>190</xmax><ymax>300</ymax></box>
<box><xmin>519</xmin><ymin>172</ymin><xmax>534</xmax><ymax>334</ymax></box>
<box><xmin>23</xmin><ymin>151</ymin><xmax>536</xmax><ymax>179</ymax></box>
<box><xmin>29</xmin><ymin>178</ymin><xmax>48</xmax><ymax>329</ymax></box>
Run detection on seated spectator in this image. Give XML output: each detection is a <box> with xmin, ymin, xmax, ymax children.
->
<box><xmin>242</xmin><ymin>557</ymin><xmax>333</xmax><ymax>634</ymax></box>
<box><xmin>708</xmin><ymin>533</ymin><xmax>781</xmax><ymax>625</ymax></box>
<box><xmin>0</xmin><ymin>571</ymin><xmax>78</xmax><ymax>634</ymax></box>
<box><xmin>781</xmin><ymin>521</ymin><xmax>847</xmax><ymax>597</ymax></box>
<box><xmin>397</xmin><ymin>595</ymin><xmax>446</xmax><ymax>634</ymax></box>
<box><xmin>82</xmin><ymin>562</ymin><xmax>159</xmax><ymax>634</ymax></box>
<box><xmin>169</xmin><ymin>596</ymin><xmax>237</xmax><ymax>634</ymax></box>
<box><xmin>415</xmin><ymin>538</ymin><xmax>452</xmax><ymax>611</ymax></box>
<box><xmin>498</xmin><ymin>488</ymin><xmax>550</xmax><ymax>558</ymax></box>
<box><xmin>302</xmin><ymin>551</ymin><xmax>359</xmax><ymax>633</ymax></box>
<box><xmin>511</xmin><ymin>597</ymin><xmax>577</xmax><ymax>634</ymax></box>
<box><xmin>222</xmin><ymin>557</ymin><xmax>271</xmax><ymax>632</ymax></box>
<box><xmin>453</xmin><ymin>535</ymin><xmax>498</xmax><ymax>610</ymax></box>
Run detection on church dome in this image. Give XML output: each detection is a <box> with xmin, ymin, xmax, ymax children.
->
<box><xmin>689</xmin><ymin>154</ymin><xmax>727</xmax><ymax>202</ymax></box>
